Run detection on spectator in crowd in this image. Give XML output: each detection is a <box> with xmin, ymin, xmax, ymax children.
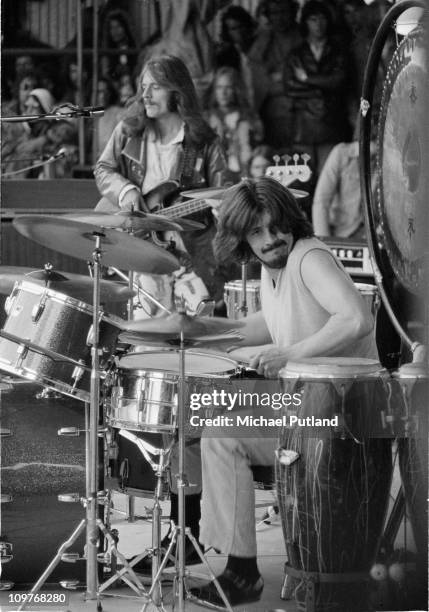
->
<box><xmin>60</xmin><ymin>58</ymin><xmax>92</xmax><ymax>106</ymax></box>
<box><xmin>119</xmin><ymin>81</ymin><xmax>136</xmax><ymax>106</ymax></box>
<box><xmin>247</xmin><ymin>144</ymin><xmax>275</xmax><ymax>179</ymax></box>
<box><xmin>312</xmin><ymin>119</ymin><xmax>377</xmax><ymax>238</ymax></box>
<box><xmin>218</xmin><ymin>5</ymin><xmax>270</xmax><ymax>113</ymax></box>
<box><xmin>100</xmin><ymin>9</ymin><xmax>138</xmax><ymax>87</ymax></box>
<box><xmin>3</xmin><ymin>73</ymin><xmax>39</xmax><ymax>116</ymax></box>
<box><xmin>2</xmin><ymin>88</ymin><xmax>55</xmax><ymax>179</ymax></box>
<box><xmin>138</xmin><ymin>0</ymin><xmax>229</xmax><ymax>103</ymax></box>
<box><xmin>283</xmin><ymin>0</ymin><xmax>350</xmax><ymax>180</ymax></box>
<box><xmin>249</xmin><ymin>0</ymin><xmax>302</xmax><ymax>148</ymax></box>
<box><xmin>94</xmin><ymin>77</ymin><xmax>126</xmax><ymax>157</ymax></box>
<box><xmin>205</xmin><ymin>66</ymin><xmax>263</xmax><ymax>182</ymax></box>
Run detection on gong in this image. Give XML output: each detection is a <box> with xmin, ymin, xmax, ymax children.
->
<box><xmin>377</xmin><ymin>24</ymin><xmax>428</xmax><ymax>295</ymax></box>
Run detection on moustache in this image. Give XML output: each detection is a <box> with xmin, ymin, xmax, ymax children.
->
<box><xmin>261</xmin><ymin>240</ymin><xmax>287</xmax><ymax>254</ymax></box>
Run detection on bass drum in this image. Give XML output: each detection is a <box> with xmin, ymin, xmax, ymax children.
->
<box><xmin>1</xmin><ymin>381</ymin><xmax>87</xmax><ymax>587</ymax></box>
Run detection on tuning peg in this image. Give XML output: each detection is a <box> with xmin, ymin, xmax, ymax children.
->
<box><xmin>301</xmin><ymin>153</ymin><xmax>311</xmax><ymax>165</ymax></box>
<box><xmin>282</xmin><ymin>154</ymin><xmax>292</xmax><ymax>166</ymax></box>
<box><xmin>293</xmin><ymin>153</ymin><xmax>300</xmax><ymax>165</ymax></box>
<box><xmin>272</xmin><ymin>155</ymin><xmax>281</xmax><ymax>166</ymax></box>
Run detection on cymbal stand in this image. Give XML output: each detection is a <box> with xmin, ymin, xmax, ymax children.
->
<box><xmin>239</xmin><ymin>261</ymin><xmax>248</xmax><ymax>318</ymax></box>
<box><xmin>98</xmin><ymin>431</ymin><xmax>175</xmax><ymax>605</ymax></box>
<box><xmin>108</xmin><ymin>267</ymin><xmax>171</xmax><ymax>316</ymax></box>
<box><xmin>141</xmin><ymin>325</ymin><xmax>233</xmax><ymax>612</ymax></box>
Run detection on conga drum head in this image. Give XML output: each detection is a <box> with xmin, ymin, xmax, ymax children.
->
<box><xmin>280</xmin><ymin>357</ymin><xmax>382</xmax><ymax>379</ymax></box>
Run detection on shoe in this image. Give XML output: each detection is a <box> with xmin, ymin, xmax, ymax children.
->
<box><xmin>189</xmin><ymin>568</ymin><xmax>264</xmax><ymax>607</ymax></box>
<box><xmin>127</xmin><ymin>534</ymin><xmax>201</xmax><ymax>575</ymax></box>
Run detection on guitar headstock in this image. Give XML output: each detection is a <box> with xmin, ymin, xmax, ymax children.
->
<box><xmin>265</xmin><ymin>153</ymin><xmax>312</xmax><ymax>187</ymax></box>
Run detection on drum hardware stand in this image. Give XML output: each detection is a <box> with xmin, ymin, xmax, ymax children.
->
<box><xmin>10</xmin><ymin>234</ymin><xmax>161</xmax><ymax>612</ymax></box>
<box><xmin>239</xmin><ymin>261</ymin><xmax>248</xmax><ymax>317</ymax></box>
<box><xmin>97</xmin><ymin>429</ymin><xmax>176</xmax><ymax>606</ymax></box>
<box><xmin>109</xmin><ymin>266</ymin><xmax>172</xmax><ymax>317</ymax></box>
<box><xmin>137</xmin><ymin>320</ymin><xmax>233</xmax><ymax>612</ymax></box>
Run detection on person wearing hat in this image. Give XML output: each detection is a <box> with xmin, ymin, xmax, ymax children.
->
<box><xmin>2</xmin><ymin>88</ymin><xmax>74</xmax><ymax>179</ymax></box>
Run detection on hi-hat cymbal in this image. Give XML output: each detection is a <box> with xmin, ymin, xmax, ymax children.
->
<box><xmin>12</xmin><ymin>216</ymin><xmax>180</xmax><ymax>274</ymax></box>
<box><xmin>63</xmin><ymin>211</ymin><xmax>182</xmax><ymax>232</ymax></box>
<box><xmin>120</xmin><ymin>311</ymin><xmax>244</xmax><ymax>345</ymax></box>
<box><xmin>0</xmin><ymin>266</ymin><xmax>135</xmax><ymax>303</ymax></box>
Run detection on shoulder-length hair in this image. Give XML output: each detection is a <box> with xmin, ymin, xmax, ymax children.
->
<box><xmin>208</xmin><ymin>66</ymin><xmax>249</xmax><ymax>112</ymax></box>
<box><xmin>121</xmin><ymin>55</ymin><xmax>216</xmax><ymax>146</ymax></box>
<box><xmin>214</xmin><ymin>177</ymin><xmax>313</xmax><ymax>264</ymax></box>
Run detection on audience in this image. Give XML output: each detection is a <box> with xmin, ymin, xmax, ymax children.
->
<box><xmin>100</xmin><ymin>9</ymin><xmax>138</xmax><ymax>88</ymax></box>
<box><xmin>205</xmin><ymin>66</ymin><xmax>263</xmax><ymax>181</ymax></box>
<box><xmin>250</xmin><ymin>0</ymin><xmax>302</xmax><ymax>148</ymax></box>
<box><xmin>283</xmin><ymin>0</ymin><xmax>350</xmax><ymax>181</ymax></box>
<box><xmin>3</xmin><ymin>1</ymin><xmax>391</xmax><ymax>183</ymax></box>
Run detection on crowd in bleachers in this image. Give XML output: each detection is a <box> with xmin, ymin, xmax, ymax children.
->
<box><xmin>1</xmin><ymin>0</ymin><xmax>395</xmax><ymax>233</ymax></box>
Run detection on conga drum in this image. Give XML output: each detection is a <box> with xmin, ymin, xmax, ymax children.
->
<box><xmin>277</xmin><ymin>358</ymin><xmax>393</xmax><ymax>612</ymax></box>
<box><xmin>389</xmin><ymin>362</ymin><xmax>428</xmax><ymax>607</ymax></box>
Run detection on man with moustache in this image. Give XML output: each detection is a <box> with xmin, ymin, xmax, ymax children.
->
<box><xmin>191</xmin><ymin>177</ymin><xmax>377</xmax><ymax>606</ymax></box>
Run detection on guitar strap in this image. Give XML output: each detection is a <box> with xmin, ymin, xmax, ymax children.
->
<box><xmin>178</xmin><ymin>138</ymin><xmax>204</xmax><ymax>189</ymax></box>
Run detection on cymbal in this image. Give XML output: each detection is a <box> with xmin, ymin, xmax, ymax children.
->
<box><xmin>0</xmin><ymin>266</ymin><xmax>135</xmax><ymax>303</ymax></box>
<box><xmin>119</xmin><ymin>330</ymin><xmax>244</xmax><ymax>348</ymax></box>
<box><xmin>12</xmin><ymin>216</ymin><xmax>180</xmax><ymax>274</ymax></box>
<box><xmin>180</xmin><ymin>187</ymin><xmax>226</xmax><ymax>200</ymax></box>
<box><xmin>120</xmin><ymin>311</ymin><xmax>244</xmax><ymax>345</ymax></box>
<box><xmin>63</xmin><ymin>211</ymin><xmax>182</xmax><ymax>232</ymax></box>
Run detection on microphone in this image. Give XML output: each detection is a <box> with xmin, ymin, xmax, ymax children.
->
<box><xmin>54</xmin><ymin>105</ymin><xmax>104</xmax><ymax>118</ymax></box>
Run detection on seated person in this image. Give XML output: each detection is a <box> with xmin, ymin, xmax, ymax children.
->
<box><xmin>191</xmin><ymin>176</ymin><xmax>377</xmax><ymax>606</ymax></box>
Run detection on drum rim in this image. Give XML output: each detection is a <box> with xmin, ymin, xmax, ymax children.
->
<box><xmin>117</xmin><ymin>349</ymin><xmax>239</xmax><ymax>377</ymax></box>
<box><xmin>280</xmin><ymin>357</ymin><xmax>383</xmax><ymax>379</ymax></box>
<box><xmin>14</xmin><ymin>280</ymin><xmax>124</xmax><ymax>325</ymax></box>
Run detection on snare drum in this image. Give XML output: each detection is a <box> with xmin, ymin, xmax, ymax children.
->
<box><xmin>0</xmin><ymin>281</ymin><xmax>122</xmax><ymax>402</ymax></box>
<box><xmin>224</xmin><ymin>279</ymin><xmax>261</xmax><ymax>319</ymax></box>
<box><xmin>107</xmin><ymin>351</ymin><xmax>238</xmax><ymax>436</ymax></box>
<box><xmin>277</xmin><ymin>357</ymin><xmax>393</xmax><ymax>612</ymax></box>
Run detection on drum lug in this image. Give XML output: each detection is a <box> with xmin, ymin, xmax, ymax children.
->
<box><xmin>58</xmin><ymin>493</ymin><xmax>81</xmax><ymax>503</ymax></box>
<box><xmin>15</xmin><ymin>343</ymin><xmax>29</xmax><ymax>368</ymax></box>
<box><xmin>86</xmin><ymin>324</ymin><xmax>95</xmax><ymax>346</ymax></box>
<box><xmin>0</xmin><ymin>494</ymin><xmax>13</xmax><ymax>503</ymax></box>
<box><xmin>0</xmin><ymin>428</ymin><xmax>12</xmax><ymax>438</ymax></box>
<box><xmin>72</xmin><ymin>360</ymin><xmax>86</xmax><ymax>386</ymax></box>
<box><xmin>31</xmin><ymin>296</ymin><xmax>46</xmax><ymax>322</ymax></box>
<box><xmin>0</xmin><ymin>542</ymin><xmax>13</xmax><ymax>563</ymax></box>
<box><xmin>4</xmin><ymin>295</ymin><xmax>13</xmax><ymax>316</ymax></box>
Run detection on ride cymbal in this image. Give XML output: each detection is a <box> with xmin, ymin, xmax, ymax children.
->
<box><xmin>62</xmin><ymin>211</ymin><xmax>182</xmax><ymax>232</ymax></box>
<box><xmin>12</xmin><ymin>216</ymin><xmax>180</xmax><ymax>274</ymax></box>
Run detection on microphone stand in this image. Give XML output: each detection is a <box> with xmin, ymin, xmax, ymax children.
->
<box><xmin>1</xmin><ymin>106</ymin><xmax>105</xmax><ymax>123</ymax></box>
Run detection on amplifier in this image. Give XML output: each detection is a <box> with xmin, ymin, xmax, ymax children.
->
<box><xmin>323</xmin><ymin>237</ymin><xmax>374</xmax><ymax>278</ymax></box>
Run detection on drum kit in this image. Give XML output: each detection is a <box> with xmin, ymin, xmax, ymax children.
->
<box><xmin>0</xmin><ymin>201</ymin><xmax>245</xmax><ymax>611</ymax></box>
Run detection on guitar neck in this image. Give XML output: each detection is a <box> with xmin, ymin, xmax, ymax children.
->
<box><xmin>158</xmin><ymin>198</ymin><xmax>209</xmax><ymax>219</ymax></box>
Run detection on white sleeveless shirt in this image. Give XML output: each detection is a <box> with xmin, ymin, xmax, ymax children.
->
<box><xmin>260</xmin><ymin>237</ymin><xmax>377</xmax><ymax>358</ymax></box>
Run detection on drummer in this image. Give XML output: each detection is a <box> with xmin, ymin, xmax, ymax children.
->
<box><xmin>191</xmin><ymin>176</ymin><xmax>378</xmax><ymax>607</ymax></box>
<box><xmin>94</xmin><ymin>54</ymin><xmax>229</xmax><ymax>570</ymax></box>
